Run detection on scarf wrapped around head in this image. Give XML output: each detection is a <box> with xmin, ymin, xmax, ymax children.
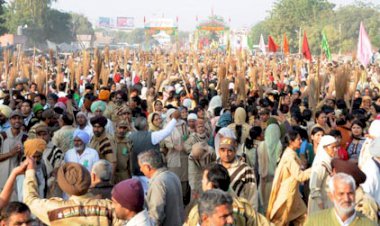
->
<box><xmin>24</xmin><ymin>138</ymin><xmax>47</xmax><ymax>157</ymax></box>
<box><xmin>312</xmin><ymin>135</ymin><xmax>336</xmax><ymax>168</ymax></box>
<box><xmin>165</xmin><ymin>108</ymin><xmax>176</xmax><ymax>123</ymax></box>
<box><xmin>217</xmin><ymin>112</ymin><xmax>232</xmax><ymax>128</ymax></box>
<box><xmin>57</xmin><ymin>162</ymin><xmax>91</xmax><ymax>196</ymax></box>
<box><xmin>90</xmin><ymin>100</ymin><xmax>107</xmax><ymax>113</ymax></box>
<box><xmin>0</xmin><ymin>104</ymin><xmax>12</xmax><ymax>118</ymax></box>
<box><xmin>234</xmin><ymin>107</ymin><xmax>247</xmax><ymax>125</ymax></box>
<box><xmin>208</xmin><ymin>95</ymin><xmax>222</xmax><ymax>117</ymax></box>
<box><xmin>148</xmin><ymin>112</ymin><xmax>161</xmax><ymax>131</ymax></box>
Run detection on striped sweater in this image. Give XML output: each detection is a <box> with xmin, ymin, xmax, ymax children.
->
<box><xmin>218</xmin><ymin>157</ymin><xmax>259</xmax><ymax>210</ymax></box>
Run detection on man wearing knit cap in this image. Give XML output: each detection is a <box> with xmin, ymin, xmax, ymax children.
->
<box><xmin>112</xmin><ymin>178</ymin><xmax>153</xmax><ymax>226</ymax></box>
<box><xmin>65</xmin><ymin>129</ymin><xmax>99</xmax><ymax>172</ymax></box>
<box><xmin>217</xmin><ymin>137</ymin><xmax>258</xmax><ymax>210</ymax></box>
<box><xmin>89</xmin><ymin>115</ymin><xmax>116</xmax><ymax>175</ymax></box>
<box><xmin>23</xmin><ymin>160</ymin><xmax>122</xmax><ymax>226</ymax></box>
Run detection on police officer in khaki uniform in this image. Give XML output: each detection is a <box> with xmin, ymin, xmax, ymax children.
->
<box><xmin>112</xmin><ymin>120</ymin><xmax>133</xmax><ymax>184</ymax></box>
<box><xmin>23</xmin><ymin>157</ymin><xmax>122</xmax><ymax>226</ymax></box>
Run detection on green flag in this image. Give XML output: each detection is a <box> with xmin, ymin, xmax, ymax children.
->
<box><xmin>321</xmin><ymin>31</ymin><xmax>332</xmax><ymax>61</ymax></box>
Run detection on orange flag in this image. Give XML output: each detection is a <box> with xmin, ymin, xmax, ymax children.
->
<box><xmin>283</xmin><ymin>33</ymin><xmax>289</xmax><ymax>55</ymax></box>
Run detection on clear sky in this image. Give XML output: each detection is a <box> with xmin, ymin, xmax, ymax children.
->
<box><xmin>51</xmin><ymin>0</ymin><xmax>378</xmax><ymax>31</ymax></box>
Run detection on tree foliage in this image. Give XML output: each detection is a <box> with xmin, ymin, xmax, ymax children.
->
<box><xmin>4</xmin><ymin>0</ymin><xmax>93</xmax><ymax>46</ymax></box>
<box><xmin>0</xmin><ymin>0</ymin><xmax>7</xmax><ymax>35</ymax></box>
<box><xmin>70</xmin><ymin>13</ymin><xmax>94</xmax><ymax>36</ymax></box>
<box><xmin>250</xmin><ymin>0</ymin><xmax>380</xmax><ymax>55</ymax></box>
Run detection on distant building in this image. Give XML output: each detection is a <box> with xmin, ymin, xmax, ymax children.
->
<box><xmin>76</xmin><ymin>34</ymin><xmax>94</xmax><ymax>49</ymax></box>
<box><xmin>94</xmin><ymin>32</ymin><xmax>114</xmax><ymax>47</ymax></box>
<box><xmin>0</xmin><ymin>34</ymin><xmax>27</xmax><ymax>47</ymax></box>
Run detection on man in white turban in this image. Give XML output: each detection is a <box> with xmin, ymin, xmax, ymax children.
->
<box><xmin>64</xmin><ymin>129</ymin><xmax>99</xmax><ymax>172</ymax></box>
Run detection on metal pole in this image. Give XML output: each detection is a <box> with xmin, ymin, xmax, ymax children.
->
<box><xmin>298</xmin><ymin>27</ymin><xmax>302</xmax><ymax>56</ymax></box>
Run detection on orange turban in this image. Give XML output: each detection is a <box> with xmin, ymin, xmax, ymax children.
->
<box><xmin>24</xmin><ymin>138</ymin><xmax>47</xmax><ymax>157</ymax></box>
<box><xmin>98</xmin><ymin>90</ymin><xmax>110</xmax><ymax>101</ymax></box>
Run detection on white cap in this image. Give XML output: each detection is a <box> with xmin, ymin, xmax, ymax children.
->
<box><xmin>187</xmin><ymin>113</ymin><xmax>198</xmax><ymax>121</ymax></box>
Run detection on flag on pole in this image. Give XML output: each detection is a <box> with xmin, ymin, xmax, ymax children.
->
<box><xmin>268</xmin><ymin>35</ymin><xmax>278</xmax><ymax>52</ymax></box>
<box><xmin>302</xmin><ymin>32</ymin><xmax>312</xmax><ymax>61</ymax></box>
<box><xmin>283</xmin><ymin>33</ymin><xmax>289</xmax><ymax>55</ymax></box>
<box><xmin>321</xmin><ymin>31</ymin><xmax>332</xmax><ymax>61</ymax></box>
<box><xmin>357</xmin><ymin>21</ymin><xmax>372</xmax><ymax>66</ymax></box>
<box><xmin>259</xmin><ymin>34</ymin><xmax>266</xmax><ymax>54</ymax></box>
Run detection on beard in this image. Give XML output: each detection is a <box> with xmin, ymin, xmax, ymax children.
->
<box><xmin>333</xmin><ymin>199</ymin><xmax>355</xmax><ymax>217</ymax></box>
<box><xmin>74</xmin><ymin>144</ymin><xmax>85</xmax><ymax>152</ymax></box>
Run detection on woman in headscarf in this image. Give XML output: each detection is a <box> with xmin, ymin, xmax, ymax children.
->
<box><xmin>308</xmin><ymin>135</ymin><xmax>338</xmax><ymax>214</ymax></box>
<box><xmin>147</xmin><ymin>112</ymin><xmax>162</xmax><ymax>132</ymax></box>
<box><xmin>257</xmin><ymin>117</ymin><xmax>282</xmax><ymax>213</ymax></box>
<box><xmin>228</xmin><ymin>107</ymin><xmax>251</xmax><ymax>155</ymax></box>
<box><xmin>153</xmin><ymin>99</ymin><xmax>166</xmax><ymax>121</ymax></box>
<box><xmin>207</xmin><ymin>95</ymin><xmax>222</xmax><ymax>118</ymax></box>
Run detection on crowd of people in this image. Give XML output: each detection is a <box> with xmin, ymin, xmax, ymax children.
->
<box><xmin>0</xmin><ymin>48</ymin><xmax>378</xmax><ymax>226</ymax></box>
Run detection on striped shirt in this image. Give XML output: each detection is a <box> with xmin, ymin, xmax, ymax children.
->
<box><xmin>90</xmin><ymin>133</ymin><xmax>116</xmax><ymax>163</ymax></box>
<box><xmin>218</xmin><ymin>157</ymin><xmax>259</xmax><ymax>210</ymax></box>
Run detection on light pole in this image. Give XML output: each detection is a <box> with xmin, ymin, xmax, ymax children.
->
<box><xmin>295</xmin><ymin>27</ymin><xmax>302</xmax><ymax>57</ymax></box>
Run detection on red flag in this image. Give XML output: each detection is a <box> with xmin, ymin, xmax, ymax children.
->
<box><xmin>283</xmin><ymin>33</ymin><xmax>289</xmax><ymax>55</ymax></box>
<box><xmin>268</xmin><ymin>35</ymin><xmax>278</xmax><ymax>52</ymax></box>
<box><xmin>302</xmin><ymin>32</ymin><xmax>312</xmax><ymax>61</ymax></box>
<box><xmin>144</xmin><ymin>16</ymin><xmax>146</xmax><ymax>25</ymax></box>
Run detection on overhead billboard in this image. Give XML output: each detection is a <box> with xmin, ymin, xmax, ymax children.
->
<box><xmin>99</xmin><ymin>17</ymin><xmax>111</xmax><ymax>27</ymax></box>
<box><xmin>116</xmin><ymin>17</ymin><xmax>134</xmax><ymax>29</ymax></box>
